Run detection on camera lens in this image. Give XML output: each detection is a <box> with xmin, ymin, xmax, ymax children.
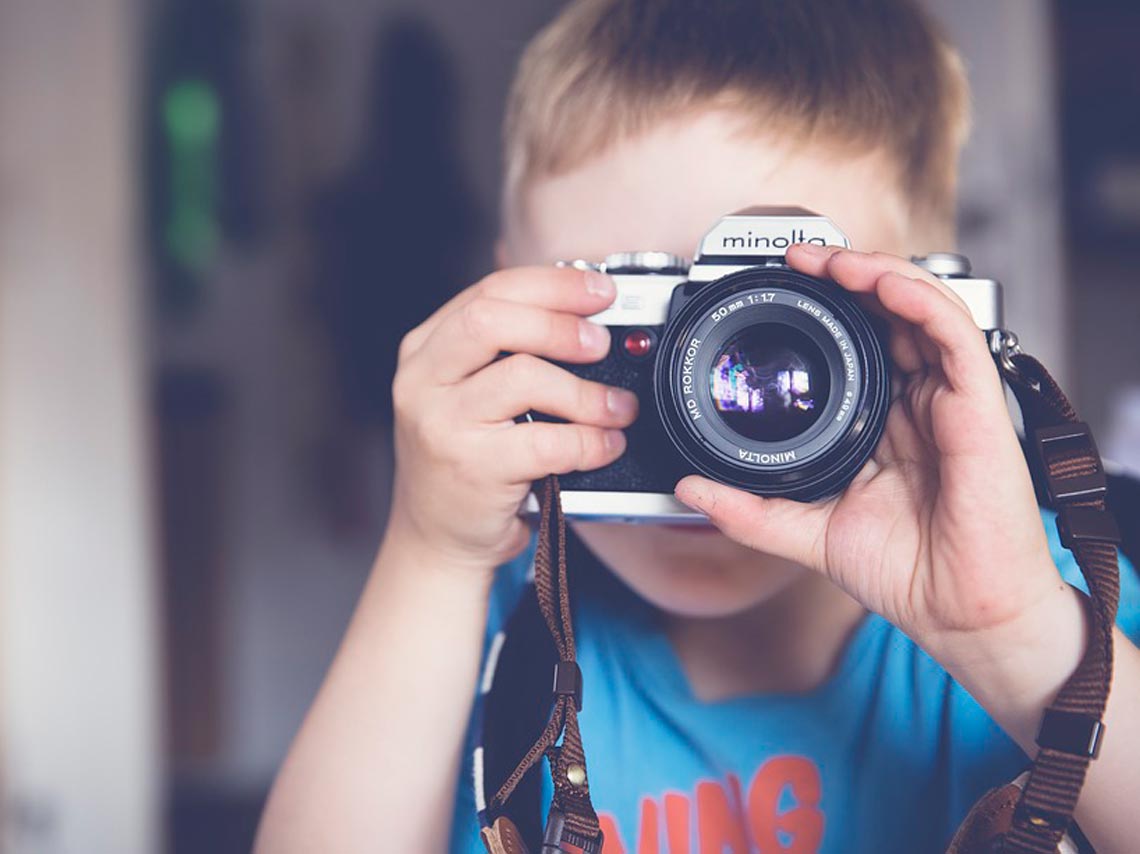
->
<box><xmin>709</xmin><ymin>324</ymin><xmax>830</xmax><ymax>443</ymax></box>
<box><xmin>654</xmin><ymin>267</ymin><xmax>889</xmax><ymax>502</ymax></box>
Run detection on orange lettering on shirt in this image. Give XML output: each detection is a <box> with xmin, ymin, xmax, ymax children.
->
<box><xmin>696</xmin><ymin>778</ymin><xmax>749</xmax><ymax>854</ymax></box>
<box><xmin>599</xmin><ymin>814</ymin><xmax>626</xmax><ymax>854</ymax></box>
<box><xmin>664</xmin><ymin>792</ymin><xmax>691</xmax><ymax>854</ymax></box>
<box><xmin>636</xmin><ymin>797</ymin><xmax>660</xmax><ymax>854</ymax></box>
<box><xmin>747</xmin><ymin>756</ymin><xmax>824</xmax><ymax>853</ymax></box>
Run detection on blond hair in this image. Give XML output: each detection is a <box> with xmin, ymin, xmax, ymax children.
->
<box><xmin>503</xmin><ymin>0</ymin><xmax>971</xmax><ymax>235</ymax></box>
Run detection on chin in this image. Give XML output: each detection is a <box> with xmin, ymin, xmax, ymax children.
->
<box><xmin>625</xmin><ymin>574</ymin><xmax>781</xmax><ymax>619</ymax></box>
<box><xmin>570</xmin><ymin>521</ymin><xmax>804</xmax><ymax>619</ymax></box>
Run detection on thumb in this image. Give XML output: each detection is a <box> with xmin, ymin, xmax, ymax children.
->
<box><xmin>674</xmin><ymin>475</ymin><xmax>830</xmax><ymax>572</ymax></box>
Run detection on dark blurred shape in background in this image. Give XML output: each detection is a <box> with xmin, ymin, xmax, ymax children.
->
<box><xmin>308</xmin><ymin>14</ymin><xmax>483</xmax><ymax>536</ymax></box>
<box><xmin>313</xmin><ymin>14</ymin><xmax>482</xmax><ymax>432</ymax></box>
<box><xmin>1057</xmin><ymin>0</ymin><xmax>1140</xmax><ymax>466</ymax></box>
<box><xmin>0</xmin><ymin>2</ymin><xmax>1137</xmax><ymax>853</ymax></box>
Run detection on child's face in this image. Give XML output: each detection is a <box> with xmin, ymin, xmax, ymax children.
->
<box><xmin>503</xmin><ymin>108</ymin><xmax>917</xmax><ymax>619</ymax></box>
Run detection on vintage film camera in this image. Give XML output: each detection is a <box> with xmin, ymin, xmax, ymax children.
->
<box><xmin>527</xmin><ymin>207</ymin><xmax>1002</xmax><ymax>522</ymax></box>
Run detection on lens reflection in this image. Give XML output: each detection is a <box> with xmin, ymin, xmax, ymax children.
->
<box><xmin>710</xmin><ymin>324</ymin><xmax>830</xmax><ymax>442</ymax></box>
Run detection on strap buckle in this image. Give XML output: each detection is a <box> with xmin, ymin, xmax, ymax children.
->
<box><xmin>553</xmin><ymin>660</ymin><xmax>583</xmax><ymax>711</ymax></box>
<box><xmin>541</xmin><ymin>806</ymin><xmax>604</xmax><ymax>854</ymax></box>
<box><xmin>1033</xmin><ymin>422</ymin><xmax>1108</xmax><ymax>504</ymax></box>
<box><xmin>1036</xmin><ymin>708</ymin><xmax>1106</xmax><ymax>759</ymax></box>
<box><xmin>1032</xmin><ymin>421</ymin><xmax>1122</xmax><ymax>552</ymax></box>
<box><xmin>1055</xmin><ymin>506</ymin><xmax>1121</xmax><ymax>551</ymax></box>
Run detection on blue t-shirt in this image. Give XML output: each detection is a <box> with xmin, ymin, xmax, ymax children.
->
<box><xmin>450</xmin><ymin>511</ymin><xmax>1140</xmax><ymax>853</ymax></box>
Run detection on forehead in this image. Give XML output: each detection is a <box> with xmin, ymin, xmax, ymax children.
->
<box><xmin>506</xmin><ymin>110</ymin><xmax>909</xmax><ymax>266</ymax></box>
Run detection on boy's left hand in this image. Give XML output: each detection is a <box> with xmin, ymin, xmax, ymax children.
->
<box><xmin>674</xmin><ymin>244</ymin><xmax>1070</xmax><ymax>660</ymax></box>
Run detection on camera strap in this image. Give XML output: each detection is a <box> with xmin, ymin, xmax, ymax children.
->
<box><xmin>479</xmin><ymin>340</ymin><xmax>1120</xmax><ymax>854</ymax></box>
<box><xmin>479</xmin><ymin>475</ymin><xmax>605</xmax><ymax>854</ymax></box>
<box><xmin>949</xmin><ymin>343</ymin><xmax>1121</xmax><ymax>854</ymax></box>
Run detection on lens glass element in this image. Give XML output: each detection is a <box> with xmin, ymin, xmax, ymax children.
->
<box><xmin>708</xmin><ymin>324</ymin><xmax>831</xmax><ymax>442</ymax></box>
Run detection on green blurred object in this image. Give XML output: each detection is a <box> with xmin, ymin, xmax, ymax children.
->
<box><xmin>162</xmin><ymin>80</ymin><xmax>221</xmax><ymax>276</ymax></box>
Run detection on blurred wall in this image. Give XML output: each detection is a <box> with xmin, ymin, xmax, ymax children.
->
<box><xmin>0</xmin><ymin>2</ymin><xmax>161</xmax><ymax>854</ymax></box>
<box><xmin>931</xmin><ymin>0</ymin><xmax>1068</xmax><ymax>387</ymax></box>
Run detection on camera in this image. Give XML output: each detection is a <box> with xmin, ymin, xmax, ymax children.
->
<box><xmin>527</xmin><ymin>207</ymin><xmax>1003</xmax><ymax>523</ymax></box>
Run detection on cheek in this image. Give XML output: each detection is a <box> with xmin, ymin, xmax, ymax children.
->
<box><xmin>571</xmin><ymin>523</ymin><xmax>804</xmax><ymax>618</ymax></box>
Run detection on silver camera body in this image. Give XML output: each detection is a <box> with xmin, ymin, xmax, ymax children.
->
<box><xmin>529</xmin><ymin>207</ymin><xmax>1003</xmax><ymax>523</ymax></box>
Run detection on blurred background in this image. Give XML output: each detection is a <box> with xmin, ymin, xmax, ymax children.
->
<box><xmin>1</xmin><ymin>1</ymin><xmax>1137</xmax><ymax>852</ymax></box>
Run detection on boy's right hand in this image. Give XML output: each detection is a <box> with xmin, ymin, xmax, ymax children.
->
<box><xmin>386</xmin><ymin>267</ymin><xmax>638</xmax><ymax>573</ymax></box>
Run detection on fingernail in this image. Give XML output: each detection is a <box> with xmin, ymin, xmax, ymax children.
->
<box><xmin>579</xmin><ymin>320</ymin><xmax>609</xmax><ymax>352</ymax></box>
<box><xmin>584</xmin><ymin>270</ymin><xmax>615</xmax><ymax>299</ymax></box>
<box><xmin>674</xmin><ymin>482</ymin><xmax>696</xmax><ymax>507</ymax></box>
<box><xmin>674</xmin><ymin>478</ymin><xmax>708</xmax><ymax>512</ymax></box>
<box><xmin>606</xmin><ymin>388</ymin><xmax>638</xmax><ymax>419</ymax></box>
<box><xmin>793</xmin><ymin>242</ymin><xmax>830</xmax><ymax>257</ymax></box>
<box><xmin>604</xmin><ymin>429</ymin><xmax>626</xmax><ymax>454</ymax></box>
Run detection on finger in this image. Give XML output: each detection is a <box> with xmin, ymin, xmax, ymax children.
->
<box><xmin>785</xmin><ymin>241</ymin><xmax>844</xmax><ymax>273</ymax></box>
<box><xmin>789</xmin><ymin>244</ymin><xmax>977</xmax><ymax>319</ymax></box>
<box><xmin>459</xmin><ymin>353</ymin><xmax>639</xmax><ymax>426</ymax></box>
<box><xmin>790</xmin><ymin>245</ymin><xmax>990</xmax><ymax>374</ymax></box>
<box><xmin>400</xmin><ymin>266</ymin><xmax>616</xmax><ymax>360</ymax></box>
<box><xmin>674</xmin><ymin>475</ymin><xmax>831</xmax><ymax>572</ymax></box>
<box><xmin>829</xmin><ymin>249</ymin><xmax>973</xmax><ymax>316</ymax></box>
<box><xmin>874</xmin><ymin>271</ymin><xmax>1001</xmax><ymax>397</ymax></box>
<box><xmin>407</xmin><ymin>297</ymin><xmax>612</xmax><ymax>385</ymax></box>
<box><xmin>785</xmin><ymin>245</ymin><xmax>941</xmax><ymax>371</ymax></box>
<box><xmin>887</xmin><ymin>322</ymin><xmax>926</xmax><ymax>377</ymax></box>
<box><xmin>482</xmin><ymin>421</ymin><xmax>627</xmax><ymax>483</ymax></box>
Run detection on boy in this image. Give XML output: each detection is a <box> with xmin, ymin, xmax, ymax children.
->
<box><xmin>256</xmin><ymin>1</ymin><xmax>1140</xmax><ymax>851</ymax></box>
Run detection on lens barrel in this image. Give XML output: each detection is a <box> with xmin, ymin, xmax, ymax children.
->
<box><xmin>654</xmin><ymin>267</ymin><xmax>889</xmax><ymax>502</ymax></box>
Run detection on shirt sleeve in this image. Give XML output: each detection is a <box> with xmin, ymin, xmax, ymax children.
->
<box><xmin>448</xmin><ymin>539</ymin><xmax>536</xmax><ymax>854</ymax></box>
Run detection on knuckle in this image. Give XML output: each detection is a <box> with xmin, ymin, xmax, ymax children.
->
<box><xmin>474</xmin><ymin>269</ymin><xmax>507</xmax><ymax>297</ymax></box>
<box><xmin>397</xmin><ymin>326</ymin><xmax>422</xmax><ymax>362</ymax></box>
<box><xmin>576</xmin><ymin>426</ymin><xmax>600</xmax><ymax>468</ymax></box>
<box><xmin>391</xmin><ymin>370</ymin><xmax>421</xmax><ymax>419</ymax></box>
<box><xmin>570</xmin><ymin>428</ymin><xmax>592</xmax><ymax>471</ymax></box>
<box><xmin>391</xmin><ymin>374</ymin><xmax>410</xmax><ymax>415</ymax></box>
<box><xmin>942</xmin><ymin>287</ymin><xmax>972</xmax><ymax>316</ymax></box>
<box><xmin>824</xmin><ymin>248</ymin><xmax>853</xmax><ymax>274</ymax></box>
<box><xmin>920</xmin><ymin>276</ymin><xmax>969</xmax><ymax>316</ymax></box>
<box><xmin>580</xmin><ymin>380</ymin><xmax>608</xmax><ymax>421</ymax></box>
<box><xmin>528</xmin><ymin>427</ymin><xmax>565</xmax><ymax>472</ymax></box>
<box><xmin>502</xmin><ymin>352</ymin><xmax>541</xmax><ymax>387</ymax></box>
<box><xmin>460</xmin><ymin>298</ymin><xmax>495</xmax><ymax>342</ymax></box>
<box><xmin>536</xmin><ymin>309</ymin><xmax>568</xmax><ymax>351</ymax></box>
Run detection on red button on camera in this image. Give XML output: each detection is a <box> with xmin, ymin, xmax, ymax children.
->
<box><xmin>623</xmin><ymin>329</ymin><xmax>653</xmax><ymax>358</ymax></box>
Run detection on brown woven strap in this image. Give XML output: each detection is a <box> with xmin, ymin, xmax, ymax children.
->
<box><xmin>488</xmin><ymin>476</ymin><xmax>603</xmax><ymax>852</ymax></box>
<box><xmin>951</xmin><ymin>351</ymin><xmax>1120</xmax><ymax>853</ymax></box>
